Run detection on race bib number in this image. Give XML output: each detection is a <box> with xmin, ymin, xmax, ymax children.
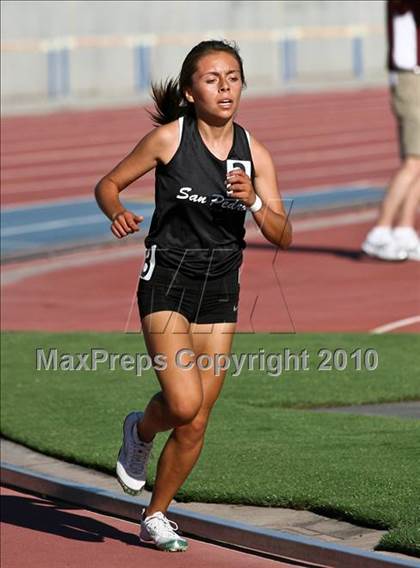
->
<box><xmin>226</xmin><ymin>159</ymin><xmax>251</xmax><ymax>177</ymax></box>
<box><xmin>141</xmin><ymin>244</ymin><xmax>157</xmax><ymax>281</ymax></box>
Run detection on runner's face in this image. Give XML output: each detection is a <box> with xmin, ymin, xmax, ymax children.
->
<box><xmin>185</xmin><ymin>52</ymin><xmax>243</xmax><ymax>120</ymax></box>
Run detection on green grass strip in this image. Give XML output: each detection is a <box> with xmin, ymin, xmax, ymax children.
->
<box><xmin>1</xmin><ymin>331</ymin><xmax>419</xmax><ymax>557</ymax></box>
<box><xmin>377</xmin><ymin>526</ymin><xmax>420</xmax><ymax>558</ymax></box>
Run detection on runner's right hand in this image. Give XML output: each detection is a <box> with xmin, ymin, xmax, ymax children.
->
<box><xmin>111</xmin><ymin>209</ymin><xmax>144</xmax><ymax>239</ymax></box>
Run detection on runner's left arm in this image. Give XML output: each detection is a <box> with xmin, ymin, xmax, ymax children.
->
<box><xmin>226</xmin><ymin>136</ymin><xmax>292</xmax><ymax>248</ymax></box>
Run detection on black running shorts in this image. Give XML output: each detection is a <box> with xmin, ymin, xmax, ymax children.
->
<box><xmin>137</xmin><ymin>264</ymin><xmax>240</xmax><ymax>324</ymax></box>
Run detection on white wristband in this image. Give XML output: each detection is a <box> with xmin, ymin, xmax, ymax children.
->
<box><xmin>249</xmin><ymin>194</ymin><xmax>262</xmax><ymax>213</ymax></box>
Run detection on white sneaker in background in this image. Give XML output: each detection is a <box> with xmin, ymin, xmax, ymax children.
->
<box><xmin>140</xmin><ymin>508</ymin><xmax>188</xmax><ymax>552</ymax></box>
<box><xmin>361</xmin><ymin>226</ymin><xmax>408</xmax><ymax>261</ymax></box>
<box><xmin>116</xmin><ymin>411</ymin><xmax>153</xmax><ymax>495</ymax></box>
<box><xmin>393</xmin><ymin>227</ymin><xmax>420</xmax><ymax>261</ymax></box>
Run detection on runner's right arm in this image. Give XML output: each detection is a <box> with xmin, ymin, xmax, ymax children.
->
<box><xmin>94</xmin><ymin>121</ymin><xmax>178</xmax><ymax>238</ymax></box>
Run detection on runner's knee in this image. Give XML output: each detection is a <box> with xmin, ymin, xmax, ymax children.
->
<box><xmin>166</xmin><ymin>394</ymin><xmax>203</xmax><ymax>426</ymax></box>
<box><xmin>175</xmin><ymin>413</ymin><xmax>209</xmax><ymax>446</ymax></box>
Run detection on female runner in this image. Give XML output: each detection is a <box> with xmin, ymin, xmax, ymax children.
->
<box><xmin>95</xmin><ymin>39</ymin><xmax>292</xmax><ymax>552</ymax></box>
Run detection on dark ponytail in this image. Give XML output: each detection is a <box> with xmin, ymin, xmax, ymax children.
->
<box><xmin>148</xmin><ymin>39</ymin><xmax>246</xmax><ymax>126</ymax></box>
<box><xmin>148</xmin><ymin>78</ymin><xmax>190</xmax><ymax>126</ymax></box>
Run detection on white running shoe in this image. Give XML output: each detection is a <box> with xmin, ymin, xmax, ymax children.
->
<box><xmin>407</xmin><ymin>245</ymin><xmax>420</xmax><ymax>261</ymax></box>
<box><xmin>116</xmin><ymin>411</ymin><xmax>153</xmax><ymax>495</ymax></box>
<box><xmin>393</xmin><ymin>227</ymin><xmax>420</xmax><ymax>262</ymax></box>
<box><xmin>140</xmin><ymin>508</ymin><xmax>188</xmax><ymax>552</ymax></box>
<box><xmin>361</xmin><ymin>239</ymin><xmax>408</xmax><ymax>261</ymax></box>
<box><xmin>361</xmin><ymin>227</ymin><xmax>408</xmax><ymax>261</ymax></box>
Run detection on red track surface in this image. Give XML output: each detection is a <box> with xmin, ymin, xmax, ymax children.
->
<box><xmin>1</xmin><ymin>487</ymin><xmax>305</xmax><ymax>568</ymax></box>
<box><xmin>2</xmin><ymin>89</ymin><xmax>398</xmax><ymax>206</ymax></box>
<box><xmin>1</xmin><ymin>88</ymin><xmax>419</xmax><ymax>333</ymax></box>
<box><xmin>2</xmin><ymin>217</ymin><xmax>419</xmax><ymax>333</ymax></box>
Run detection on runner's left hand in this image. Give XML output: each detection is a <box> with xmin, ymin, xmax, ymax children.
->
<box><xmin>225</xmin><ymin>168</ymin><xmax>256</xmax><ymax>208</ymax></box>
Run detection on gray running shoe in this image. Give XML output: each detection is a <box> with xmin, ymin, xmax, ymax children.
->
<box><xmin>116</xmin><ymin>411</ymin><xmax>153</xmax><ymax>495</ymax></box>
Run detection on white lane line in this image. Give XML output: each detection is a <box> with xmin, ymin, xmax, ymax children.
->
<box><xmin>2</xmin><ymin>158</ymin><xmax>114</xmax><ymax>181</ymax></box>
<box><xmin>1</xmin><ymin>186</ymin><xmax>384</xmax><ymax>215</ymax></box>
<box><xmin>1</xmin><ymin>174</ymin><xmax>99</xmax><ymax>194</ymax></box>
<box><xmin>277</xmin><ymin>158</ymin><xmax>394</xmax><ymax>183</ymax></box>
<box><xmin>1</xmin><ymin>190</ymin><xmax>155</xmax><ymax>211</ymax></box>
<box><xmin>1</xmin><ymin>214</ymin><xmax>106</xmax><ymax>236</ymax></box>
<box><xmin>1</xmin><ymin>195</ymin><xmax>94</xmax><ymax>211</ymax></box>
<box><xmin>2</xmin><ymin>142</ymin><xmax>395</xmax><ymax>181</ymax></box>
<box><xmin>0</xmin><ymin>157</ymin><xmax>393</xmax><ymax>196</ymax></box>
<box><xmin>1</xmin><ymin>115</ymin><xmax>388</xmax><ymax>164</ymax></box>
<box><xmin>2</xmin><ymin>186</ymin><xmax>380</xmax><ymax>212</ymax></box>
<box><xmin>1</xmin><ymin>151</ymin><xmax>394</xmax><ymax>193</ymax></box>
<box><xmin>1</xmin><ymin>143</ymin><xmax>131</xmax><ymax>167</ymax></box>
<box><xmin>1</xmin><ymin>127</ymin><xmax>391</xmax><ymax>160</ymax></box>
<box><xmin>1</xmin><ymin>209</ymin><xmax>378</xmax><ymax>287</ymax></box>
<box><xmin>284</xmin><ymin>186</ymin><xmax>383</xmax><ymax>200</ymax></box>
<box><xmin>2</xmin><ymin>134</ymin><xmax>135</xmax><ymax>154</ymax></box>
<box><xmin>292</xmin><ymin>209</ymin><xmax>378</xmax><ymax>230</ymax></box>
<box><xmin>1</xmin><ymin>201</ymin><xmax>377</xmax><ymax>238</ymax></box>
<box><xmin>370</xmin><ymin>316</ymin><xmax>420</xmax><ymax>334</ymax></box>
<box><xmin>1</xmin><ymin>244</ymin><xmax>144</xmax><ymax>286</ymax></box>
<box><xmin>0</xmin><ymin>187</ymin><xmax>383</xmax><ymax>215</ymax></box>
<box><xmin>245</xmin><ymin>209</ymin><xmax>378</xmax><ymax>241</ymax></box>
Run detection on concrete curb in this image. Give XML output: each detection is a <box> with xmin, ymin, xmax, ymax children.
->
<box><xmin>1</xmin><ymin>462</ymin><xmax>417</xmax><ymax>568</ymax></box>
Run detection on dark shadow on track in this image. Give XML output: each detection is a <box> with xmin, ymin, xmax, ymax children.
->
<box><xmin>1</xmin><ymin>494</ymin><xmax>139</xmax><ymax>546</ymax></box>
<box><xmin>247</xmin><ymin>242</ymin><xmax>409</xmax><ymax>263</ymax></box>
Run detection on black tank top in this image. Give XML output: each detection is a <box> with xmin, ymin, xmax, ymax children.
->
<box><xmin>144</xmin><ymin>113</ymin><xmax>255</xmax><ymax>278</ymax></box>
